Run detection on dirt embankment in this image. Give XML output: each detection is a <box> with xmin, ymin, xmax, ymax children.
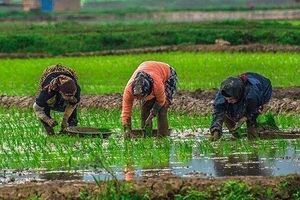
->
<box><xmin>1</xmin><ymin>87</ymin><xmax>300</xmax><ymax>114</ymax></box>
<box><xmin>0</xmin><ymin>174</ymin><xmax>299</xmax><ymax>200</ymax></box>
<box><xmin>1</xmin><ymin>44</ymin><xmax>300</xmax><ymax>59</ymax></box>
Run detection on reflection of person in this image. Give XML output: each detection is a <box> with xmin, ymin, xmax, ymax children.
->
<box><xmin>121</xmin><ymin>61</ymin><xmax>177</xmax><ymax>137</ymax></box>
<box><xmin>210</xmin><ymin>72</ymin><xmax>272</xmax><ymax>140</ymax></box>
<box><xmin>213</xmin><ymin>154</ymin><xmax>271</xmax><ymax>177</ymax></box>
<box><xmin>124</xmin><ymin>141</ymin><xmax>135</xmax><ymax>181</ymax></box>
<box><xmin>123</xmin><ymin>139</ymin><xmax>172</xmax><ymax>181</ymax></box>
<box><xmin>124</xmin><ymin>165</ymin><xmax>135</xmax><ymax>181</ymax></box>
<box><xmin>33</xmin><ymin>64</ymin><xmax>81</xmax><ymax>135</ymax></box>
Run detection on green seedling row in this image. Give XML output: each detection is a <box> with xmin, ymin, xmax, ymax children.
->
<box><xmin>0</xmin><ymin>52</ymin><xmax>300</xmax><ymax>95</ymax></box>
<box><xmin>1</xmin><ymin>107</ymin><xmax>300</xmax><ymax>170</ymax></box>
<box><xmin>1</xmin><ymin>20</ymin><xmax>300</xmax><ymax>55</ymax></box>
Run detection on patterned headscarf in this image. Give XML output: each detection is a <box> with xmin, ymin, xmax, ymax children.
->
<box><xmin>39</xmin><ymin>64</ymin><xmax>78</xmax><ymax>92</ymax></box>
<box><xmin>44</xmin><ymin>75</ymin><xmax>77</xmax><ymax>96</ymax></box>
<box><xmin>132</xmin><ymin>72</ymin><xmax>153</xmax><ymax>97</ymax></box>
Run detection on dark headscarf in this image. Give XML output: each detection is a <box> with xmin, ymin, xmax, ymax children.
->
<box><xmin>58</xmin><ymin>78</ymin><xmax>77</xmax><ymax>96</ymax></box>
<box><xmin>220</xmin><ymin>77</ymin><xmax>245</xmax><ymax>100</ymax></box>
<box><xmin>132</xmin><ymin>72</ymin><xmax>153</xmax><ymax>97</ymax></box>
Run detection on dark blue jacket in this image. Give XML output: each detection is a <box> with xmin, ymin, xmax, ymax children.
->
<box><xmin>211</xmin><ymin>72</ymin><xmax>272</xmax><ymax>131</ymax></box>
<box><xmin>36</xmin><ymin>72</ymin><xmax>81</xmax><ymax>112</ymax></box>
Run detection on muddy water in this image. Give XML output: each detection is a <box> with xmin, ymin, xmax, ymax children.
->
<box><xmin>1</xmin><ymin>137</ymin><xmax>300</xmax><ymax>184</ymax></box>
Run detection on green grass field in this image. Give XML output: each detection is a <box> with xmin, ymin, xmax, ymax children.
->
<box><xmin>0</xmin><ymin>52</ymin><xmax>299</xmax><ymax>96</ymax></box>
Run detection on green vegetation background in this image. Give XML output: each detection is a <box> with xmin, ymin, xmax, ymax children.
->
<box><xmin>0</xmin><ymin>52</ymin><xmax>299</xmax><ymax>95</ymax></box>
<box><xmin>0</xmin><ymin>20</ymin><xmax>300</xmax><ymax>55</ymax></box>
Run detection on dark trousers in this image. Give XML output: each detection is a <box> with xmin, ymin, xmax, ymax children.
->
<box><xmin>141</xmin><ymin>98</ymin><xmax>169</xmax><ymax>136</ymax></box>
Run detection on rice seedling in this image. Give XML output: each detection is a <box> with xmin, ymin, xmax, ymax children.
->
<box><xmin>1</xmin><ymin>107</ymin><xmax>300</xmax><ymax>172</ymax></box>
<box><xmin>0</xmin><ymin>52</ymin><xmax>299</xmax><ymax>95</ymax></box>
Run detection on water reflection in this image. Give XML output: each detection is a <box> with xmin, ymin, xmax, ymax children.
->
<box><xmin>1</xmin><ymin>139</ymin><xmax>300</xmax><ymax>184</ymax></box>
<box><xmin>123</xmin><ymin>138</ymin><xmax>172</xmax><ymax>181</ymax></box>
<box><xmin>171</xmin><ymin>140</ymin><xmax>300</xmax><ymax>177</ymax></box>
<box><xmin>213</xmin><ymin>154</ymin><xmax>272</xmax><ymax>176</ymax></box>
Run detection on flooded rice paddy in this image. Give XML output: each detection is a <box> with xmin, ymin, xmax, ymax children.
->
<box><xmin>1</xmin><ymin>130</ymin><xmax>300</xmax><ymax>185</ymax></box>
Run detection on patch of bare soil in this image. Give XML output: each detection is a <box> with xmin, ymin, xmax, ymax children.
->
<box><xmin>1</xmin><ymin>44</ymin><xmax>300</xmax><ymax>59</ymax></box>
<box><xmin>0</xmin><ymin>174</ymin><xmax>299</xmax><ymax>200</ymax></box>
<box><xmin>1</xmin><ymin>87</ymin><xmax>300</xmax><ymax>114</ymax></box>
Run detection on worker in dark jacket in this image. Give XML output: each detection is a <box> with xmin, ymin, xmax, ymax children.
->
<box><xmin>33</xmin><ymin>64</ymin><xmax>81</xmax><ymax>135</ymax></box>
<box><xmin>210</xmin><ymin>72</ymin><xmax>272</xmax><ymax>140</ymax></box>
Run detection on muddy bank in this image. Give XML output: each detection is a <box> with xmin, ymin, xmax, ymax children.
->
<box><xmin>1</xmin><ymin>44</ymin><xmax>300</xmax><ymax>59</ymax></box>
<box><xmin>1</xmin><ymin>87</ymin><xmax>300</xmax><ymax>114</ymax></box>
<box><xmin>0</xmin><ymin>174</ymin><xmax>299</xmax><ymax>200</ymax></box>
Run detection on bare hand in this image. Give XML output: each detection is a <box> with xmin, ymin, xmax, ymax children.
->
<box><xmin>209</xmin><ymin>127</ymin><xmax>221</xmax><ymax>141</ymax></box>
<box><xmin>47</xmin><ymin>119</ymin><xmax>58</xmax><ymax>128</ymax></box>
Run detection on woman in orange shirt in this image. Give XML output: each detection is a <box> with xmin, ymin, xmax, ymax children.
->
<box><xmin>121</xmin><ymin>61</ymin><xmax>177</xmax><ymax>137</ymax></box>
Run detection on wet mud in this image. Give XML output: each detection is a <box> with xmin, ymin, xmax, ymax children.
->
<box><xmin>1</xmin><ymin>44</ymin><xmax>300</xmax><ymax>59</ymax></box>
<box><xmin>1</xmin><ymin>87</ymin><xmax>300</xmax><ymax>114</ymax></box>
<box><xmin>0</xmin><ymin>174</ymin><xmax>299</xmax><ymax>200</ymax></box>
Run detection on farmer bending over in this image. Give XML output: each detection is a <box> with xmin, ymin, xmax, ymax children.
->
<box><xmin>33</xmin><ymin>64</ymin><xmax>81</xmax><ymax>135</ymax></box>
<box><xmin>121</xmin><ymin>61</ymin><xmax>177</xmax><ymax>137</ymax></box>
<box><xmin>210</xmin><ymin>72</ymin><xmax>272</xmax><ymax>141</ymax></box>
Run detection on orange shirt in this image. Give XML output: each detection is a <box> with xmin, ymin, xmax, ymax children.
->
<box><xmin>121</xmin><ymin>61</ymin><xmax>171</xmax><ymax>125</ymax></box>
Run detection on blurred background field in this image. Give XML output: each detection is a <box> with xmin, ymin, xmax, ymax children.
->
<box><xmin>0</xmin><ymin>52</ymin><xmax>299</xmax><ymax>95</ymax></box>
<box><xmin>2</xmin><ymin>0</ymin><xmax>300</xmax><ymax>14</ymax></box>
<box><xmin>1</xmin><ymin>0</ymin><xmax>300</xmax><ymax>55</ymax></box>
